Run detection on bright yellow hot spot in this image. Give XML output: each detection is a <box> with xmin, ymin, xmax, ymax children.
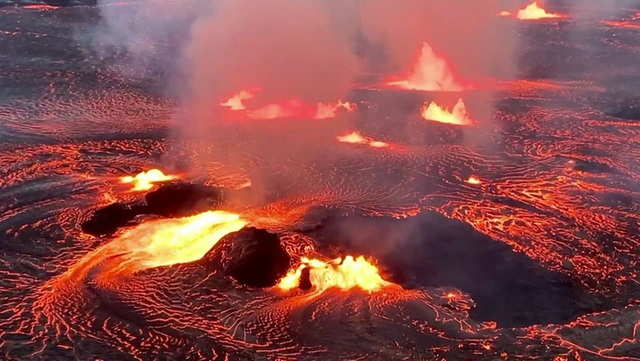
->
<box><xmin>278</xmin><ymin>255</ymin><xmax>389</xmax><ymax>293</ymax></box>
<box><xmin>120</xmin><ymin>169</ymin><xmax>177</xmax><ymax>192</ymax></box>
<box><xmin>114</xmin><ymin>211</ymin><xmax>247</xmax><ymax>270</ymax></box>
<box><xmin>421</xmin><ymin>98</ymin><xmax>473</xmax><ymax>126</ymax></box>
<box><xmin>337</xmin><ymin>131</ymin><xmax>367</xmax><ymax>144</ymax></box>
<box><xmin>517</xmin><ymin>1</ymin><xmax>563</xmax><ymax>20</ymax></box>
<box><xmin>466</xmin><ymin>176</ymin><xmax>481</xmax><ymax>185</ymax></box>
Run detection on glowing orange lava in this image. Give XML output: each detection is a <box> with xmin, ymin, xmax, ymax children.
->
<box><xmin>221</xmin><ymin>90</ymin><xmax>255</xmax><ymax>110</ymax></box>
<box><xmin>601</xmin><ymin>21</ymin><xmax>640</xmax><ymax>30</ymax></box>
<box><xmin>466</xmin><ymin>176</ymin><xmax>481</xmax><ymax>185</ymax></box>
<box><xmin>387</xmin><ymin>43</ymin><xmax>465</xmax><ymax>91</ymax></box>
<box><xmin>221</xmin><ymin>89</ymin><xmax>354</xmax><ymax>120</ymax></box>
<box><xmin>421</xmin><ymin>98</ymin><xmax>473</xmax><ymax>126</ymax></box>
<box><xmin>315</xmin><ymin>100</ymin><xmax>356</xmax><ymax>120</ymax></box>
<box><xmin>516</xmin><ymin>1</ymin><xmax>565</xmax><ymax>20</ymax></box>
<box><xmin>23</xmin><ymin>4</ymin><xmax>60</xmax><ymax>10</ymax></box>
<box><xmin>112</xmin><ymin>211</ymin><xmax>246</xmax><ymax>271</ymax></box>
<box><xmin>337</xmin><ymin>131</ymin><xmax>389</xmax><ymax>149</ymax></box>
<box><xmin>47</xmin><ymin>210</ymin><xmax>247</xmax><ymax>286</ymax></box>
<box><xmin>120</xmin><ymin>169</ymin><xmax>178</xmax><ymax>191</ymax></box>
<box><xmin>278</xmin><ymin>256</ymin><xmax>389</xmax><ymax>293</ymax></box>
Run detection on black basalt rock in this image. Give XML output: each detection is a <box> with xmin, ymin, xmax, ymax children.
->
<box><xmin>145</xmin><ymin>182</ymin><xmax>225</xmax><ymax>218</ymax></box>
<box><xmin>219</xmin><ymin>228</ymin><xmax>291</xmax><ymax>288</ymax></box>
<box><xmin>81</xmin><ymin>203</ymin><xmax>138</xmax><ymax>236</ymax></box>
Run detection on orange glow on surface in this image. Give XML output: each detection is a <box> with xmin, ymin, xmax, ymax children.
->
<box><xmin>337</xmin><ymin>131</ymin><xmax>389</xmax><ymax>149</ymax></box>
<box><xmin>277</xmin><ymin>256</ymin><xmax>389</xmax><ymax>293</ymax></box>
<box><xmin>387</xmin><ymin>43</ymin><xmax>465</xmax><ymax>91</ymax></box>
<box><xmin>421</xmin><ymin>98</ymin><xmax>473</xmax><ymax>126</ymax></box>
<box><xmin>120</xmin><ymin>169</ymin><xmax>178</xmax><ymax>191</ymax></box>
<box><xmin>516</xmin><ymin>1</ymin><xmax>565</xmax><ymax>20</ymax></box>
<box><xmin>601</xmin><ymin>21</ymin><xmax>640</xmax><ymax>30</ymax></box>
<box><xmin>23</xmin><ymin>4</ymin><xmax>60</xmax><ymax>10</ymax></box>
<box><xmin>466</xmin><ymin>176</ymin><xmax>481</xmax><ymax>185</ymax></box>
<box><xmin>498</xmin><ymin>10</ymin><xmax>512</xmax><ymax>17</ymax></box>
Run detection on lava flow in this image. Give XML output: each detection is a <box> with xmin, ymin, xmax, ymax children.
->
<box><xmin>23</xmin><ymin>4</ymin><xmax>60</xmax><ymax>10</ymax></box>
<box><xmin>516</xmin><ymin>1</ymin><xmax>565</xmax><ymax>20</ymax></box>
<box><xmin>421</xmin><ymin>98</ymin><xmax>473</xmax><ymax>125</ymax></box>
<box><xmin>69</xmin><ymin>210</ymin><xmax>247</xmax><ymax>279</ymax></box>
<box><xmin>387</xmin><ymin>43</ymin><xmax>465</xmax><ymax>91</ymax></box>
<box><xmin>277</xmin><ymin>255</ymin><xmax>389</xmax><ymax>293</ymax></box>
<box><xmin>120</xmin><ymin>169</ymin><xmax>178</xmax><ymax>191</ymax></box>
<box><xmin>336</xmin><ymin>131</ymin><xmax>389</xmax><ymax>149</ymax></box>
<box><xmin>221</xmin><ymin>90</ymin><xmax>354</xmax><ymax>120</ymax></box>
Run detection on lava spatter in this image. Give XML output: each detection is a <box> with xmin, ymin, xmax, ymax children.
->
<box><xmin>277</xmin><ymin>255</ymin><xmax>390</xmax><ymax>293</ymax></box>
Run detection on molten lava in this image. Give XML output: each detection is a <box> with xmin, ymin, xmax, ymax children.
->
<box><xmin>466</xmin><ymin>176</ymin><xmax>481</xmax><ymax>185</ymax></box>
<box><xmin>421</xmin><ymin>98</ymin><xmax>473</xmax><ymax>126</ymax></box>
<box><xmin>387</xmin><ymin>43</ymin><xmax>465</xmax><ymax>91</ymax></box>
<box><xmin>277</xmin><ymin>256</ymin><xmax>389</xmax><ymax>293</ymax></box>
<box><xmin>221</xmin><ymin>89</ymin><xmax>354</xmax><ymax>120</ymax></box>
<box><xmin>315</xmin><ymin>100</ymin><xmax>356</xmax><ymax>120</ymax></box>
<box><xmin>23</xmin><ymin>4</ymin><xmax>60</xmax><ymax>10</ymax></box>
<box><xmin>105</xmin><ymin>211</ymin><xmax>247</xmax><ymax>275</ymax></box>
<box><xmin>337</xmin><ymin>131</ymin><xmax>389</xmax><ymax>149</ymax></box>
<box><xmin>601</xmin><ymin>21</ymin><xmax>640</xmax><ymax>30</ymax></box>
<box><xmin>221</xmin><ymin>90</ymin><xmax>255</xmax><ymax>110</ymax></box>
<box><xmin>120</xmin><ymin>169</ymin><xmax>177</xmax><ymax>191</ymax></box>
<box><xmin>516</xmin><ymin>1</ymin><xmax>564</xmax><ymax>20</ymax></box>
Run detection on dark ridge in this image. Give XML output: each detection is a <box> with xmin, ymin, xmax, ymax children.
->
<box><xmin>307</xmin><ymin>210</ymin><xmax>606</xmax><ymax>328</ymax></box>
<box><xmin>572</xmin><ymin>159</ymin><xmax>615</xmax><ymax>174</ymax></box>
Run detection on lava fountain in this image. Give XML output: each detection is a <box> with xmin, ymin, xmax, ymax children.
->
<box><xmin>387</xmin><ymin>43</ymin><xmax>465</xmax><ymax>91</ymax></box>
<box><xmin>120</xmin><ymin>169</ymin><xmax>178</xmax><ymax>192</ymax></box>
<box><xmin>516</xmin><ymin>1</ymin><xmax>565</xmax><ymax>20</ymax></box>
<box><xmin>64</xmin><ymin>211</ymin><xmax>247</xmax><ymax>281</ymax></box>
<box><xmin>221</xmin><ymin>90</ymin><xmax>255</xmax><ymax>110</ymax></box>
<box><xmin>220</xmin><ymin>89</ymin><xmax>354</xmax><ymax>120</ymax></box>
<box><xmin>421</xmin><ymin>98</ymin><xmax>473</xmax><ymax>126</ymax></box>
<box><xmin>277</xmin><ymin>256</ymin><xmax>389</xmax><ymax>294</ymax></box>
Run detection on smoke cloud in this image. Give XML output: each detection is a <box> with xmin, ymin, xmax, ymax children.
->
<box><xmin>93</xmin><ymin>0</ymin><xmax>519</xmax><ymax>200</ymax></box>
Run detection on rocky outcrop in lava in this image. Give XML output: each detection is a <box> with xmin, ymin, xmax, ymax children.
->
<box><xmin>145</xmin><ymin>182</ymin><xmax>225</xmax><ymax>217</ymax></box>
<box><xmin>212</xmin><ymin>227</ymin><xmax>291</xmax><ymax>288</ymax></box>
<box><xmin>81</xmin><ymin>203</ymin><xmax>140</xmax><ymax>236</ymax></box>
<box><xmin>81</xmin><ymin>182</ymin><xmax>226</xmax><ymax>236</ymax></box>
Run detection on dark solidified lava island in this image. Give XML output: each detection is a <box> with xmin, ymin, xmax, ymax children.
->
<box><xmin>1</xmin><ymin>1</ymin><xmax>640</xmax><ymax>361</ymax></box>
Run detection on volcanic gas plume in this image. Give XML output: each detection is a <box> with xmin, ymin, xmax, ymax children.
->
<box><xmin>1</xmin><ymin>1</ymin><xmax>640</xmax><ymax>361</ymax></box>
